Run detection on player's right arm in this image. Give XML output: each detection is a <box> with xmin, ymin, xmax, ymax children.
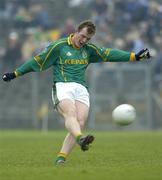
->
<box><xmin>2</xmin><ymin>41</ymin><xmax>60</xmax><ymax>82</ymax></box>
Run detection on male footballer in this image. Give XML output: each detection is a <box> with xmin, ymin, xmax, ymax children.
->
<box><xmin>2</xmin><ymin>20</ymin><xmax>151</xmax><ymax>165</ymax></box>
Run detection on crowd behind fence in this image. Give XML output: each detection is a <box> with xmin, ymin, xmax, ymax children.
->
<box><xmin>0</xmin><ymin>0</ymin><xmax>162</xmax><ymax>129</ymax></box>
<box><xmin>0</xmin><ymin>63</ymin><xmax>162</xmax><ymax>130</ymax></box>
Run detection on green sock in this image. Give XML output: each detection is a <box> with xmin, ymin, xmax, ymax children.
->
<box><xmin>76</xmin><ymin>134</ymin><xmax>82</xmax><ymax>144</ymax></box>
<box><xmin>56</xmin><ymin>156</ymin><xmax>66</xmax><ymax>162</ymax></box>
<box><xmin>56</xmin><ymin>152</ymin><xmax>67</xmax><ymax>161</ymax></box>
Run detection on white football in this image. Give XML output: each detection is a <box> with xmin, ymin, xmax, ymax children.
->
<box><xmin>112</xmin><ymin>104</ymin><xmax>136</xmax><ymax>125</ymax></box>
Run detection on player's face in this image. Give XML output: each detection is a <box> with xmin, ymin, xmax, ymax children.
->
<box><xmin>73</xmin><ymin>27</ymin><xmax>94</xmax><ymax>48</ymax></box>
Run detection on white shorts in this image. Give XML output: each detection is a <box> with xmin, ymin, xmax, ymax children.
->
<box><xmin>52</xmin><ymin>82</ymin><xmax>90</xmax><ymax>108</ymax></box>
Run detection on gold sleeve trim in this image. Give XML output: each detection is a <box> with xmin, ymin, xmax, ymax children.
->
<box><xmin>103</xmin><ymin>48</ymin><xmax>110</xmax><ymax>61</ymax></box>
<box><xmin>130</xmin><ymin>52</ymin><xmax>136</xmax><ymax>61</ymax></box>
<box><xmin>14</xmin><ymin>71</ymin><xmax>20</xmax><ymax>77</ymax></box>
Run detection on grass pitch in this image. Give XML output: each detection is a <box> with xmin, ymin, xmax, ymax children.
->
<box><xmin>0</xmin><ymin>130</ymin><xmax>162</xmax><ymax>180</ymax></box>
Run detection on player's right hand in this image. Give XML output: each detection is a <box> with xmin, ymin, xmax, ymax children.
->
<box><xmin>2</xmin><ymin>72</ymin><xmax>16</xmax><ymax>82</ymax></box>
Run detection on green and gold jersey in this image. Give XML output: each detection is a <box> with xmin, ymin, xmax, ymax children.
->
<box><xmin>15</xmin><ymin>34</ymin><xmax>136</xmax><ymax>87</ymax></box>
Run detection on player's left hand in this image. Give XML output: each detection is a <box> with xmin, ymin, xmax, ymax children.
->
<box><xmin>135</xmin><ymin>48</ymin><xmax>151</xmax><ymax>61</ymax></box>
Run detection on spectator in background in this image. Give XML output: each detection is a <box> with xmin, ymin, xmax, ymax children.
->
<box><xmin>69</xmin><ymin>0</ymin><xmax>86</xmax><ymax>7</ymax></box>
<box><xmin>92</xmin><ymin>0</ymin><xmax>108</xmax><ymax>16</ymax></box>
<box><xmin>21</xmin><ymin>30</ymin><xmax>37</xmax><ymax>61</ymax></box>
<box><xmin>124</xmin><ymin>0</ymin><xmax>148</xmax><ymax>22</ymax></box>
<box><xmin>0</xmin><ymin>0</ymin><xmax>17</xmax><ymax>20</ymax></box>
<box><xmin>94</xmin><ymin>21</ymin><xmax>113</xmax><ymax>47</ymax></box>
<box><xmin>2</xmin><ymin>32</ymin><xmax>22</xmax><ymax>71</ymax></box>
<box><xmin>91</xmin><ymin>0</ymin><xmax>109</xmax><ymax>25</ymax></box>
<box><xmin>30</xmin><ymin>3</ymin><xmax>52</xmax><ymax>30</ymax></box>
<box><xmin>146</xmin><ymin>1</ymin><xmax>162</xmax><ymax>42</ymax></box>
<box><xmin>154</xmin><ymin>36</ymin><xmax>162</xmax><ymax>76</ymax></box>
<box><xmin>0</xmin><ymin>0</ymin><xmax>6</xmax><ymax>19</ymax></box>
<box><xmin>60</xmin><ymin>18</ymin><xmax>75</xmax><ymax>38</ymax></box>
<box><xmin>16</xmin><ymin>0</ymin><xmax>31</xmax><ymax>9</ymax></box>
<box><xmin>14</xmin><ymin>6</ymin><xmax>32</xmax><ymax>29</ymax></box>
<box><xmin>126</xmin><ymin>28</ymin><xmax>145</xmax><ymax>52</ymax></box>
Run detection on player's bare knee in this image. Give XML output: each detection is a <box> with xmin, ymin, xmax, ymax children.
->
<box><xmin>64</xmin><ymin>109</ymin><xmax>77</xmax><ymax>119</ymax></box>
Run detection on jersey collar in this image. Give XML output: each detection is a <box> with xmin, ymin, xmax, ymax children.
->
<box><xmin>67</xmin><ymin>34</ymin><xmax>80</xmax><ymax>50</ymax></box>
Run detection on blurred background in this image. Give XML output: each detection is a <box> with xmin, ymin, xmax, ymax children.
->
<box><xmin>0</xmin><ymin>0</ymin><xmax>162</xmax><ymax>131</ymax></box>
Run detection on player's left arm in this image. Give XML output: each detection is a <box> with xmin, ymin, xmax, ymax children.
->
<box><xmin>105</xmin><ymin>48</ymin><xmax>151</xmax><ymax>62</ymax></box>
<box><xmin>87</xmin><ymin>44</ymin><xmax>151</xmax><ymax>63</ymax></box>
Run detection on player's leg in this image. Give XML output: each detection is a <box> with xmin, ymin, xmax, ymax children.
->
<box><xmin>57</xmin><ymin>99</ymin><xmax>82</xmax><ymax>138</ymax></box>
<box><xmin>56</xmin><ymin>101</ymin><xmax>89</xmax><ymax>163</ymax></box>
<box><xmin>55</xmin><ymin>99</ymin><xmax>82</xmax><ymax>165</ymax></box>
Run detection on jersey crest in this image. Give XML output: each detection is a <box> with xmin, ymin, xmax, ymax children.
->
<box><xmin>66</xmin><ymin>52</ymin><xmax>72</xmax><ymax>56</ymax></box>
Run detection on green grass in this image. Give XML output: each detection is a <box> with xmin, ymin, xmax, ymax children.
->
<box><xmin>0</xmin><ymin>130</ymin><xmax>162</xmax><ymax>180</ymax></box>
